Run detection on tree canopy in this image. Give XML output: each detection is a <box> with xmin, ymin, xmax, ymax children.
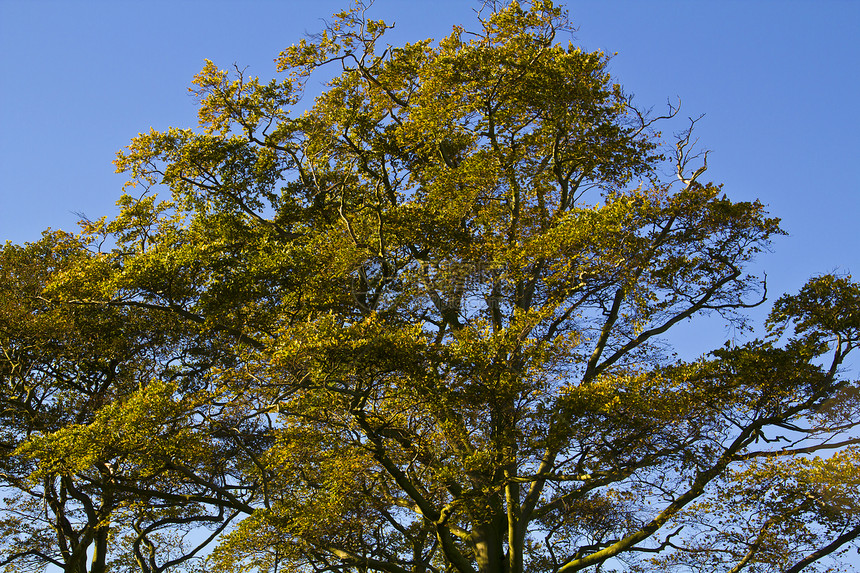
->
<box><xmin>1</xmin><ymin>2</ymin><xmax>858</xmax><ymax>572</ymax></box>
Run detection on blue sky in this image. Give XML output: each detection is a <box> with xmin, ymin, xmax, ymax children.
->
<box><xmin>1</xmin><ymin>0</ymin><xmax>858</xmax><ymax>343</ymax></box>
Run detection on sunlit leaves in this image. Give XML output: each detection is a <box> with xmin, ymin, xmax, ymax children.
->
<box><xmin>768</xmin><ymin>273</ymin><xmax>860</xmax><ymax>345</ymax></box>
<box><xmin>17</xmin><ymin>380</ymin><xmax>201</xmax><ymax>478</ymax></box>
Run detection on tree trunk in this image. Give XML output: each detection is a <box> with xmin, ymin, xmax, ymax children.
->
<box><xmin>471</xmin><ymin>522</ymin><xmax>507</xmax><ymax>573</ymax></box>
<box><xmin>90</xmin><ymin>522</ymin><xmax>109</xmax><ymax>573</ymax></box>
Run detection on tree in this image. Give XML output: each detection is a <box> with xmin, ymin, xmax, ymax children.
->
<box><xmin>2</xmin><ymin>1</ymin><xmax>859</xmax><ymax>572</ymax></box>
<box><xmin>0</xmin><ymin>233</ymin><xmax>254</xmax><ymax>573</ymax></box>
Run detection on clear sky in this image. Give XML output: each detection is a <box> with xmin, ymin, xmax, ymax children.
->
<box><xmin>1</xmin><ymin>1</ymin><xmax>858</xmax><ymax>337</ymax></box>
